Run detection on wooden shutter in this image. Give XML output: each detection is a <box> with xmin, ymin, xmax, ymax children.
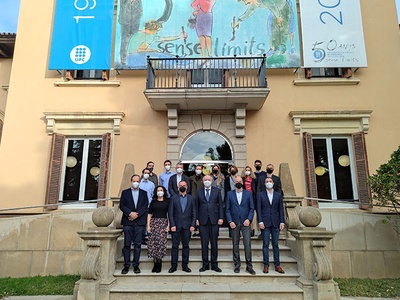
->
<box><xmin>352</xmin><ymin>132</ymin><xmax>372</xmax><ymax>209</ymax></box>
<box><xmin>303</xmin><ymin>132</ymin><xmax>319</xmax><ymax>207</ymax></box>
<box><xmin>97</xmin><ymin>133</ymin><xmax>111</xmax><ymax>207</ymax></box>
<box><xmin>45</xmin><ymin>133</ymin><xmax>65</xmax><ymax>210</ymax></box>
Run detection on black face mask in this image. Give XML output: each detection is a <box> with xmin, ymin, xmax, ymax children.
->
<box><xmin>255</xmin><ymin>165</ymin><xmax>261</xmax><ymax>171</ymax></box>
<box><xmin>230</xmin><ymin>170</ymin><xmax>237</xmax><ymax>175</ymax></box>
<box><xmin>235</xmin><ymin>182</ymin><xmax>243</xmax><ymax>189</ymax></box>
<box><xmin>212</xmin><ymin>169</ymin><xmax>218</xmax><ymax>174</ymax></box>
<box><xmin>267</xmin><ymin>168</ymin><xmax>273</xmax><ymax>174</ymax></box>
<box><xmin>179</xmin><ymin>186</ymin><xmax>186</xmax><ymax>193</ymax></box>
<box><xmin>148</xmin><ymin>167</ymin><xmax>153</xmax><ymax>172</ymax></box>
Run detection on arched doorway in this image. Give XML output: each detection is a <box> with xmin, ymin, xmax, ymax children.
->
<box><xmin>180</xmin><ymin>130</ymin><xmax>234</xmax><ymax>176</ymax></box>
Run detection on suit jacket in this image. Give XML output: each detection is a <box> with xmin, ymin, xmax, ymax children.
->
<box><xmin>168</xmin><ymin>193</ymin><xmax>196</xmax><ymax>229</ymax></box>
<box><xmin>257</xmin><ymin>190</ymin><xmax>285</xmax><ymax>228</ymax></box>
<box><xmin>119</xmin><ymin>187</ymin><xmax>149</xmax><ymax>226</ymax></box>
<box><xmin>195</xmin><ymin>186</ymin><xmax>224</xmax><ymax>226</ymax></box>
<box><xmin>226</xmin><ymin>189</ymin><xmax>254</xmax><ymax>225</ymax></box>
<box><xmin>256</xmin><ymin>174</ymin><xmax>283</xmax><ymax>195</ymax></box>
<box><xmin>168</xmin><ymin>174</ymin><xmax>191</xmax><ymax>197</ymax></box>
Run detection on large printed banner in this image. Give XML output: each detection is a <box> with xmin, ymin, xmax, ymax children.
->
<box><xmin>300</xmin><ymin>0</ymin><xmax>367</xmax><ymax>68</ymax></box>
<box><xmin>115</xmin><ymin>0</ymin><xmax>301</xmax><ymax>69</ymax></box>
<box><xmin>49</xmin><ymin>0</ymin><xmax>114</xmax><ymax>70</ymax></box>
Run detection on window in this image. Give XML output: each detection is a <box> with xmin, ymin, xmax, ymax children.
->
<box><xmin>305</xmin><ymin>67</ymin><xmax>353</xmax><ymax>79</ymax></box>
<box><xmin>65</xmin><ymin>70</ymin><xmax>109</xmax><ymax>81</ymax></box>
<box><xmin>191</xmin><ymin>69</ymin><xmax>223</xmax><ymax>87</ymax></box>
<box><xmin>303</xmin><ymin>132</ymin><xmax>371</xmax><ymax>209</ymax></box>
<box><xmin>45</xmin><ymin>133</ymin><xmax>111</xmax><ymax>209</ymax></box>
<box><xmin>61</xmin><ymin>138</ymin><xmax>102</xmax><ymax>202</ymax></box>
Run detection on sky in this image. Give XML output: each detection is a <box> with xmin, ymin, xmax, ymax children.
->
<box><xmin>0</xmin><ymin>0</ymin><xmax>21</xmax><ymax>33</ymax></box>
<box><xmin>0</xmin><ymin>0</ymin><xmax>399</xmax><ymax>34</ymax></box>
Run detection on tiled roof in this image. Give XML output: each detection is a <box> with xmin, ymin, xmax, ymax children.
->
<box><xmin>0</xmin><ymin>33</ymin><xmax>16</xmax><ymax>58</ymax></box>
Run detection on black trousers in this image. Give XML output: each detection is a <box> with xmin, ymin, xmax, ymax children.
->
<box><xmin>171</xmin><ymin>228</ymin><xmax>191</xmax><ymax>268</ymax></box>
<box><xmin>199</xmin><ymin>219</ymin><xmax>219</xmax><ymax>268</ymax></box>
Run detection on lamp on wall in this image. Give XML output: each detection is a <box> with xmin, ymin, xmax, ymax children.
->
<box><xmin>66</xmin><ymin>156</ymin><xmax>77</xmax><ymax>168</ymax></box>
<box><xmin>315</xmin><ymin>166</ymin><xmax>328</xmax><ymax>176</ymax></box>
<box><xmin>338</xmin><ymin>155</ymin><xmax>350</xmax><ymax>167</ymax></box>
<box><xmin>90</xmin><ymin>166</ymin><xmax>100</xmax><ymax>177</ymax></box>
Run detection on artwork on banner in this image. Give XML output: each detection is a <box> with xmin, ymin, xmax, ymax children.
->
<box><xmin>114</xmin><ymin>0</ymin><xmax>301</xmax><ymax>69</ymax></box>
<box><xmin>300</xmin><ymin>0</ymin><xmax>367</xmax><ymax>68</ymax></box>
<box><xmin>49</xmin><ymin>0</ymin><xmax>114</xmax><ymax>70</ymax></box>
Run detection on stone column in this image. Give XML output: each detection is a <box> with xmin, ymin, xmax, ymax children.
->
<box><xmin>289</xmin><ymin>207</ymin><xmax>340</xmax><ymax>300</ymax></box>
<box><xmin>75</xmin><ymin>207</ymin><xmax>123</xmax><ymax>300</ymax></box>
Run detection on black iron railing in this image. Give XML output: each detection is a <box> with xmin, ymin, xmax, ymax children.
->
<box><xmin>146</xmin><ymin>55</ymin><xmax>267</xmax><ymax>89</ymax></box>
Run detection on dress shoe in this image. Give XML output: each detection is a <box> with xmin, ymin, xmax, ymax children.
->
<box><xmin>257</xmin><ymin>233</ymin><xmax>263</xmax><ymax>239</ymax></box>
<box><xmin>211</xmin><ymin>266</ymin><xmax>222</xmax><ymax>272</ymax></box>
<box><xmin>234</xmin><ymin>267</ymin><xmax>240</xmax><ymax>273</ymax></box>
<box><xmin>246</xmin><ymin>267</ymin><xmax>256</xmax><ymax>275</ymax></box>
<box><xmin>199</xmin><ymin>265</ymin><xmax>209</xmax><ymax>272</ymax></box>
<box><xmin>262</xmin><ymin>265</ymin><xmax>269</xmax><ymax>273</ymax></box>
<box><xmin>168</xmin><ymin>267</ymin><xmax>177</xmax><ymax>273</ymax></box>
<box><xmin>275</xmin><ymin>266</ymin><xmax>285</xmax><ymax>273</ymax></box>
<box><xmin>121</xmin><ymin>266</ymin><xmax>129</xmax><ymax>274</ymax></box>
<box><xmin>192</xmin><ymin>232</ymin><xmax>200</xmax><ymax>237</ymax></box>
<box><xmin>142</xmin><ymin>240</ymin><xmax>147</xmax><ymax>245</ymax></box>
<box><xmin>182</xmin><ymin>266</ymin><xmax>192</xmax><ymax>272</ymax></box>
<box><xmin>133</xmin><ymin>266</ymin><xmax>141</xmax><ymax>274</ymax></box>
<box><xmin>251</xmin><ymin>229</ymin><xmax>255</xmax><ymax>237</ymax></box>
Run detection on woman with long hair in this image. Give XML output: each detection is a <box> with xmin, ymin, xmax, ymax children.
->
<box><xmin>147</xmin><ymin>185</ymin><xmax>170</xmax><ymax>273</ymax></box>
<box><xmin>241</xmin><ymin>165</ymin><xmax>258</xmax><ymax>236</ymax></box>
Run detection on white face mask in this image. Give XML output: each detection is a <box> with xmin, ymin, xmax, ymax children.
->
<box><xmin>245</xmin><ymin>171</ymin><xmax>251</xmax><ymax>176</ymax></box>
<box><xmin>265</xmin><ymin>182</ymin><xmax>274</xmax><ymax>189</ymax></box>
<box><xmin>143</xmin><ymin>173</ymin><xmax>150</xmax><ymax>180</ymax></box>
<box><xmin>203</xmin><ymin>180</ymin><xmax>212</xmax><ymax>188</ymax></box>
<box><xmin>165</xmin><ymin>165</ymin><xmax>171</xmax><ymax>171</ymax></box>
<box><xmin>176</xmin><ymin>168</ymin><xmax>183</xmax><ymax>174</ymax></box>
<box><xmin>195</xmin><ymin>169</ymin><xmax>202</xmax><ymax>175</ymax></box>
<box><xmin>132</xmin><ymin>182</ymin><xmax>139</xmax><ymax>189</ymax></box>
<box><xmin>157</xmin><ymin>191</ymin><xmax>164</xmax><ymax>197</ymax></box>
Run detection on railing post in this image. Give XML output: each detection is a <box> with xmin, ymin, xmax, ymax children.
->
<box><xmin>146</xmin><ymin>56</ymin><xmax>155</xmax><ymax>89</ymax></box>
<box><xmin>258</xmin><ymin>54</ymin><xmax>267</xmax><ymax>87</ymax></box>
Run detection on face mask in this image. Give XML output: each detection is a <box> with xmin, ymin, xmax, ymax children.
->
<box><xmin>132</xmin><ymin>182</ymin><xmax>139</xmax><ymax>189</ymax></box>
<box><xmin>203</xmin><ymin>180</ymin><xmax>212</xmax><ymax>188</ymax></box>
<box><xmin>157</xmin><ymin>191</ymin><xmax>164</xmax><ymax>197</ymax></box>
<box><xmin>245</xmin><ymin>171</ymin><xmax>251</xmax><ymax>176</ymax></box>
<box><xmin>143</xmin><ymin>173</ymin><xmax>150</xmax><ymax>180</ymax></box>
<box><xmin>179</xmin><ymin>186</ymin><xmax>186</xmax><ymax>193</ymax></box>
<box><xmin>165</xmin><ymin>165</ymin><xmax>171</xmax><ymax>171</ymax></box>
<box><xmin>265</xmin><ymin>182</ymin><xmax>273</xmax><ymax>189</ymax></box>
<box><xmin>176</xmin><ymin>168</ymin><xmax>183</xmax><ymax>174</ymax></box>
<box><xmin>235</xmin><ymin>182</ymin><xmax>243</xmax><ymax>189</ymax></box>
<box><xmin>267</xmin><ymin>168</ymin><xmax>273</xmax><ymax>174</ymax></box>
<box><xmin>148</xmin><ymin>167</ymin><xmax>153</xmax><ymax>172</ymax></box>
<box><xmin>195</xmin><ymin>169</ymin><xmax>202</xmax><ymax>175</ymax></box>
<box><xmin>230</xmin><ymin>170</ymin><xmax>237</xmax><ymax>175</ymax></box>
<box><xmin>255</xmin><ymin>165</ymin><xmax>261</xmax><ymax>171</ymax></box>
<box><xmin>212</xmin><ymin>169</ymin><xmax>218</xmax><ymax>174</ymax></box>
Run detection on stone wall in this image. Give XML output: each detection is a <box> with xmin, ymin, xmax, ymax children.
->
<box><xmin>0</xmin><ymin>210</ymin><xmax>95</xmax><ymax>277</ymax></box>
<box><xmin>0</xmin><ymin>208</ymin><xmax>399</xmax><ymax>278</ymax></box>
<box><xmin>319</xmin><ymin>209</ymin><xmax>400</xmax><ymax>278</ymax></box>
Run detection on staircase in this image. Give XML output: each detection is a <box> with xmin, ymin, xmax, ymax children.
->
<box><xmin>109</xmin><ymin>228</ymin><xmax>303</xmax><ymax>299</ymax></box>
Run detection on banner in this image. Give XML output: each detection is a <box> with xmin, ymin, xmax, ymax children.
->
<box><xmin>300</xmin><ymin>0</ymin><xmax>367</xmax><ymax>68</ymax></box>
<box><xmin>114</xmin><ymin>0</ymin><xmax>301</xmax><ymax>69</ymax></box>
<box><xmin>49</xmin><ymin>0</ymin><xmax>114</xmax><ymax>70</ymax></box>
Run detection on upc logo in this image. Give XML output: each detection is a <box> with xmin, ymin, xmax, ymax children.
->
<box><xmin>70</xmin><ymin>45</ymin><xmax>91</xmax><ymax>64</ymax></box>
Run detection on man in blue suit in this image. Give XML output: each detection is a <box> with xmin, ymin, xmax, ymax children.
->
<box><xmin>257</xmin><ymin>177</ymin><xmax>285</xmax><ymax>274</ymax></box>
<box><xmin>226</xmin><ymin>176</ymin><xmax>256</xmax><ymax>275</ymax></box>
<box><xmin>119</xmin><ymin>174</ymin><xmax>149</xmax><ymax>274</ymax></box>
<box><xmin>168</xmin><ymin>180</ymin><xmax>196</xmax><ymax>273</ymax></box>
<box><xmin>195</xmin><ymin>175</ymin><xmax>224</xmax><ymax>272</ymax></box>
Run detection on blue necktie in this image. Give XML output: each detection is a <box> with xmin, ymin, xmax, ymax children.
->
<box><xmin>206</xmin><ymin>189</ymin><xmax>210</xmax><ymax>202</ymax></box>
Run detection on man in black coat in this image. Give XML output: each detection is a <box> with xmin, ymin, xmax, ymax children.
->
<box><xmin>119</xmin><ymin>174</ymin><xmax>149</xmax><ymax>274</ymax></box>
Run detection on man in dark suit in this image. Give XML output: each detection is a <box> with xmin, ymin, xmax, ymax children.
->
<box><xmin>256</xmin><ymin>163</ymin><xmax>283</xmax><ymax>195</ymax></box>
<box><xmin>168</xmin><ymin>162</ymin><xmax>190</xmax><ymax>197</ymax></box>
<box><xmin>168</xmin><ymin>180</ymin><xmax>196</xmax><ymax>273</ymax></box>
<box><xmin>226</xmin><ymin>176</ymin><xmax>256</xmax><ymax>275</ymax></box>
<box><xmin>257</xmin><ymin>177</ymin><xmax>285</xmax><ymax>274</ymax></box>
<box><xmin>119</xmin><ymin>174</ymin><xmax>149</xmax><ymax>274</ymax></box>
<box><xmin>195</xmin><ymin>175</ymin><xmax>224</xmax><ymax>272</ymax></box>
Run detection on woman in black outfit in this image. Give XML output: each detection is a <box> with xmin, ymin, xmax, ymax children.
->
<box><xmin>147</xmin><ymin>185</ymin><xmax>170</xmax><ymax>273</ymax></box>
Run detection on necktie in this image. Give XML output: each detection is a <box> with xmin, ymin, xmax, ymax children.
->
<box><xmin>206</xmin><ymin>189</ymin><xmax>210</xmax><ymax>202</ymax></box>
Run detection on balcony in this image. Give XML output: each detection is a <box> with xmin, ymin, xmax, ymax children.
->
<box><xmin>144</xmin><ymin>56</ymin><xmax>270</xmax><ymax>111</ymax></box>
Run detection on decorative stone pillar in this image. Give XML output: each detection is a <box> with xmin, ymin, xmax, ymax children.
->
<box><xmin>75</xmin><ymin>207</ymin><xmax>123</xmax><ymax>300</ymax></box>
<box><xmin>289</xmin><ymin>206</ymin><xmax>340</xmax><ymax>300</ymax></box>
